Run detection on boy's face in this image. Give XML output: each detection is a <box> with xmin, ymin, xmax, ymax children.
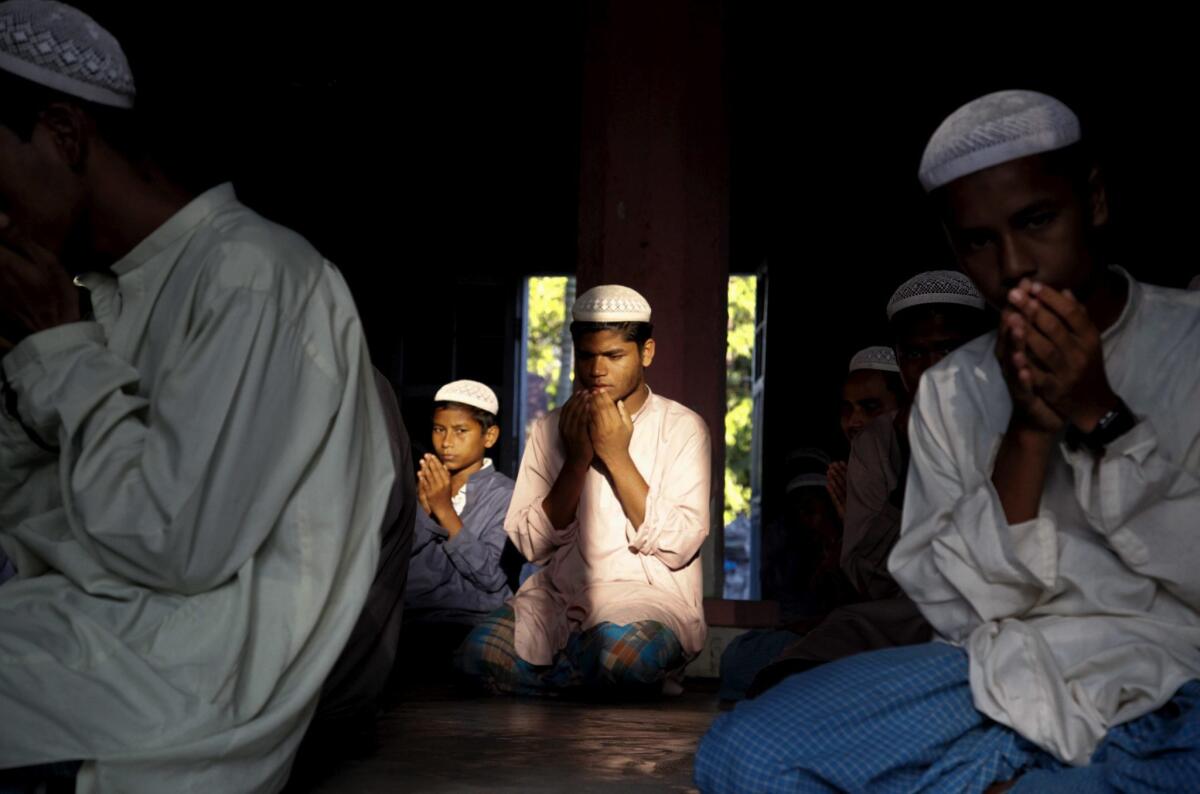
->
<box><xmin>840</xmin><ymin>370</ymin><xmax>900</xmax><ymax>442</ymax></box>
<box><xmin>786</xmin><ymin>488</ymin><xmax>839</xmax><ymax>544</ymax></box>
<box><xmin>431</xmin><ymin>407</ymin><xmax>497</xmax><ymax>473</ymax></box>
<box><xmin>941</xmin><ymin>154</ymin><xmax>1106</xmax><ymax>308</ymax></box>
<box><xmin>893</xmin><ymin>312</ymin><xmax>979</xmax><ymax>394</ymax></box>
<box><xmin>573</xmin><ymin>330</ymin><xmax>654</xmax><ymax>401</ymax></box>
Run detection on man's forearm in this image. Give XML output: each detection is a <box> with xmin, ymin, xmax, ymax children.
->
<box><xmin>604</xmin><ymin>452</ymin><xmax>649</xmax><ymax>529</ymax></box>
<box><xmin>542</xmin><ymin>459</ymin><xmax>590</xmax><ymax>530</ymax></box>
<box><xmin>992</xmin><ymin>424</ymin><xmax>1055</xmax><ymax>525</ymax></box>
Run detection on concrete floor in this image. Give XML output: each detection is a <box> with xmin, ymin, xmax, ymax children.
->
<box><xmin>296</xmin><ymin>685</ymin><xmax>720</xmax><ymax>793</ymax></box>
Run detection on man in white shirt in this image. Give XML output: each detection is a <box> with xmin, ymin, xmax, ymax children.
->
<box><xmin>696</xmin><ymin>90</ymin><xmax>1200</xmax><ymax>794</ymax></box>
<box><xmin>0</xmin><ymin>3</ymin><xmax>394</xmax><ymax>791</ymax></box>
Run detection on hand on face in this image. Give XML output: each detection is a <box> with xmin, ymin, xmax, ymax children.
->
<box><xmin>999</xmin><ymin>279</ymin><xmax>1116</xmax><ymax>432</ymax></box>
<box><xmin>0</xmin><ymin>213</ymin><xmax>80</xmax><ymax>342</ymax></box>
<box><xmin>996</xmin><ymin>306</ymin><xmax>1065</xmax><ymax>434</ymax></box>
<box><xmin>588</xmin><ymin>387</ymin><xmax>634</xmax><ymax>466</ymax></box>
<box><xmin>558</xmin><ymin>390</ymin><xmax>595</xmax><ymax>467</ymax></box>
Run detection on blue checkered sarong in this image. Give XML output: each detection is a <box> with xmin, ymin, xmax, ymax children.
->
<box><xmin>694</xmin><ymin>642</ymin><xmax>1200</xmax><ymax>793</ymax></box>
<box><xmin>453</xmin><ymin>604</ymin><xmax>683</xmax><ymax>697</ymax></box>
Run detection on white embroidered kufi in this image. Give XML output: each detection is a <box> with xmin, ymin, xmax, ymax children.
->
<box><xmin>786</xmin><ymin>473</ymin><xmax>828</xmax><ymax>493</ymax></box>
<box><xmin>572</xmin><ymin>285</ymin><xmax>652</xmax><ymax>323</ymax></box>
<box><xmin>887</xmin><ymin>270</ymin><xmax>985</xmax><ymax>320</ymax></box>
<box><xmin>918</xmin><ymin>90</ymin><xmax>1080</xmax><ymax>192</ymax></box>
<box><xmin>0</xmin><ymin>1</ymin><xmax>135</xmax><ymax>108</ymax></box>
<box><xmin>435</xmin><ymin>380</ymin><xmax>499</xmax><ymax>416</ymax></box>
<box><xmin>849</xmin><ymin>346</ymin><xmax>900</xmax><ymax>374</ymax></box>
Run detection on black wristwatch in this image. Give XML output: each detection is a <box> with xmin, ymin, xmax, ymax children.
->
<box><xmin>1066</xmin><ymin>399</ymin><xmax>1137</xmax><ymax>457</ymax></box>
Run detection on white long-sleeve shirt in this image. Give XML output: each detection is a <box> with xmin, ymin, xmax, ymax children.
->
<box><xmin>890</xmin><ymin>269</ymin><xmax>1200</xmax><ymax>765</ymax></box>
<box><xmin>505</xmin><ymin>390</ymin><xmax>710</xmax><ymax>666</ymax></box>
<box><xmin>0</xmin><ymin>184</ymin><xmax>392</xmax><ymax>793</ymax></box>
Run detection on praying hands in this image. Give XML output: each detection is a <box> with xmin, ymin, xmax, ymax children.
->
<box><xmin>418</xmin><ymin>454</ymin><xmax>454</xmax><ymax>515</ymax></box>
<box><xmin>588</xmin><ymin>389</ymin><xmax>634</xmax><ymax>467</ymax></box>
<box><xmin>999</xmin><ymin>278</ymin><xmax>1118</xmax><ymax>434</ymax></box>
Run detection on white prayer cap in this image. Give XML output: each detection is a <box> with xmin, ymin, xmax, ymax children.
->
<box><xmin>918</xmin><ymin>90</ymin><xmax>1081</xmax><ymax>192</ymax></box>
<box><xmin>786</xmin><ymin>446</ymin><xmax>832</xmax><ymax>468</ymax></box>
<box><xmin>786</xmin><ymin>473</ymin><xmax>827</xmax><ymax>493</ymax></box>
<box><xmin>887</xmin><ymin>270</ymin><xmax>985</xmax><ymax>321</ymax></box>
<box><xmin>0</xmin><ymin>1</ymin><xmax>134</xmax><ymax>108</ymax></box>
<box><xmin>848</xmin><ymin>346</ymin><xmax>899</xmax><ymax>375</ymax></box>
<box><xmin>434</xmin><ymin>380</ymin><xmax>499</xmax><ymax>416</ymax></box>
<box><xmin>572</xmin><ymin>284</ymin><xmax>652</xmax><ymax>323</ymax></box>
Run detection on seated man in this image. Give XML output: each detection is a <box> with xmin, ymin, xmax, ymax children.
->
<box><xmin>696</xmin><ymin>90</ymin><xmax>1200</xmax><ymax>792</ymax></box>
<box><xmin>826</xmin><ymin>346</ymin><xmax>905</xmax><ymax>520</ymax></box>
<box><xmin>403</xmin><ymin>380</ymin><xmax>514</xmax><ymax>669</ymax></box>
<box><xmin>0</xmin><ymin>4</ymin><xmax>393</xmax><ymax>790</ymax></box>
<box><xmin>761</xmin><ymin>449</ymin><xmax>851</xmax><ymax>621</ymax></box>
<box><xmin>748</xmin><ymin>271</ymin><xmax>987</xmax><ymax>697</ymax></box>
<box><xmin>720</xmin><ymin>457</ymin><xmax>850</xmax><ymax>702</ymax></box>
<box><xmin>455</xmin><ymin>285</ymin><xmax>711</xmax><ymax>696</ymax></box>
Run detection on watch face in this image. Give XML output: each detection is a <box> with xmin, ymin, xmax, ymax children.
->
<box><xmin>1090</xmin><ymin>401</ymin><xmax>1136</xmax><ymax>452</ymax></box>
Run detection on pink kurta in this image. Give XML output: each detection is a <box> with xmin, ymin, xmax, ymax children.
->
<box><xmin>505</xmin><ymin>390</ymin><xmax>711</xmax><ymax>665</ymax></box>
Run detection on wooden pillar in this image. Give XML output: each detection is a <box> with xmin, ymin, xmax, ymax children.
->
<box><xmin>576</xmin><ymin>0</ymin><xmax>729</xmax><ymax>596</ymax></box>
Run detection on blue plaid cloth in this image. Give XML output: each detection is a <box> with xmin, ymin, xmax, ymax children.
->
<box><xmin>695</xmin><ymin>642</ymin><xmax>1200</xmax><ymax>793</ymax></box>
<box><xmin>454</xmin><ymin>604</ymin><xmax>683</xmax><ymax>696</ymax></box>
<box><xmin>718</xmin><ymin>629</ymin><xmax>800</xmax><ymax>702</ymax></box>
